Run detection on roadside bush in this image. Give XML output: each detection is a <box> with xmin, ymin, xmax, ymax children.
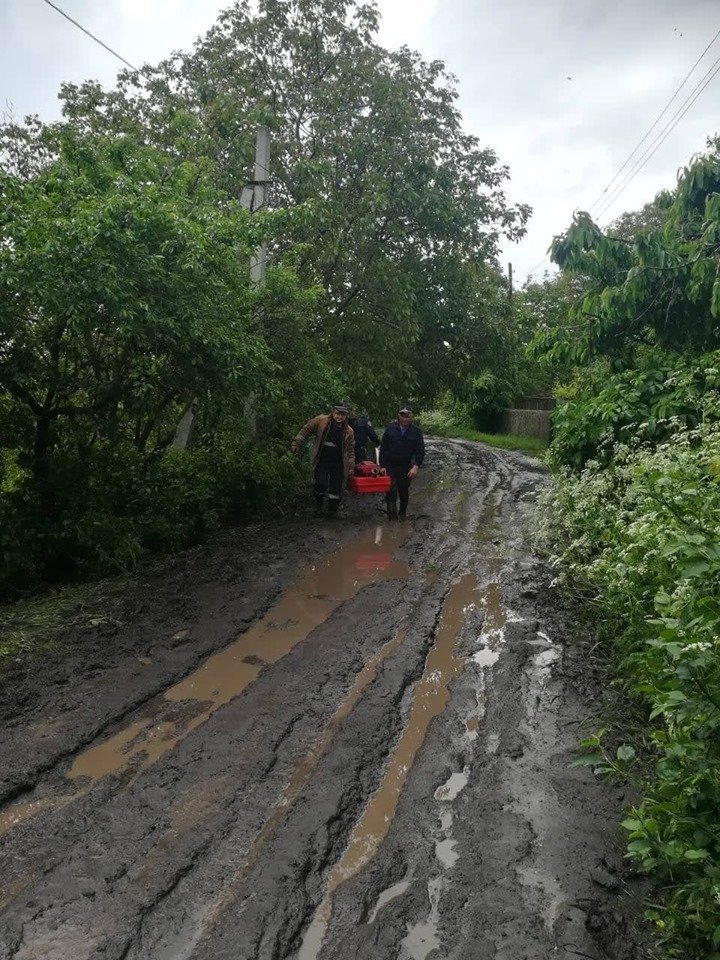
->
<box><xmin>549</xmin><ymin>351</ymin><xmax>720</xmax><ymax>470</ymax></box>
<box><xmin>0</xmin><ymin>439</ymin><xmax>304</xmax><ymax>599</ymax></box>
<box><xmin>537</xmin><ymin>415</ymin><xmax>720</xmax><ymax>958</ymax></box>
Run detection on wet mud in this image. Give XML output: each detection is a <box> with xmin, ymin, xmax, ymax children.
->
<box><xmin>0</xmin><ymin>439</ymin><xmax>648</xmax><ymax>960</ymax></box>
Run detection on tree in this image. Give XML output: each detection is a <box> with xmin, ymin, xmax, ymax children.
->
<box><xmin>0</xmin><ymin>125</ymin><xmax>269</xmax><ymax>485</ymax></box>
<box><xmin>531</xmin><ymin>141</ymin><xmax>720</xmax><ymax>368</ymax></box>
<box><xmin>57</xmin><ymin>0</ymin><xmax>530</xmax><ymax>412</ymax></box>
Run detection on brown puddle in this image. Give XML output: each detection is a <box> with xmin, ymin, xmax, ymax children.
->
<box><xmin>66</xmin><ymin>525</ymin><xmax>411</xmax><ymax>786</ymax></box>
<box><xmin>298</xmin><ymin>573</ymin><xmax>479</xmax><ymax>960</ymax></box>
<box><xmin>200</xmin><ymin>626</ymin><xmax>408</xmax><ymax>935</ymax></box>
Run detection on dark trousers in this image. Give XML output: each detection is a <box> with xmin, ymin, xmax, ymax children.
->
<box><xmin>314</xmin><ymin>454</ymin><xmax>343</xmax><ymax>510</ymax></box>
<box><xmin>386</xmin><ymin>466</ymin><xmax>411</xmax><ymax>517</ymax></box>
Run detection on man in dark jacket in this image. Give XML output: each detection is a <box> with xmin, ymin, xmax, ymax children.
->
<box><xmin>348</xmin><ymin>409</ymin><xmax>380</xmax><ymax>463</ymax></box>
<box><xmin>292</xmin><ymin>404</ymin><xmax>355</xmax><ymax>516</ymax></box>
<box><xmin>379</xmin><ymin>404</ymin><xmax>425</xmax><ymax>520</ymax></box>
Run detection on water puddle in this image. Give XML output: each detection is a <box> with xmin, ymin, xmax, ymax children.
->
<box><xmin>402</xmin><ymin>764</ymin><xmax>471</xmax><ymax>949</ymax></box>
<box><xmin>400</xmin><ymin>876</ymin><xmax>446</xmax><ymax>960</ymax></box>
<box><xmin>66</xmin><ymin>526</ymin><xmax>411</xmax><ymax>785</ymax></box>
<box><xmin>0</xmin><ymin>526</ymin><xmax>413</xmax><ymax>839</ymax></box>
<box><xmin>434</xmin><ymin>769</ymin><xmax>469</xmax><ymax>803</ymax></box>
<box><xmin>462</xmin><ymin>577</ymin><xmax>511</xmax><ymax>738</ymax></box>
<box><xmin>435</xmin><ymin>810</ymin><xmax>458</xmax><ymax>869</ymax></box>
<box><xmin>464</xmin><ymin>714</ymin><xmax>480</xmax><ymax>740</ymax></box>
<box><xmin>367</xmin><ymin>875</ymin><xmax>413</xmax><ymax>924</ymax></box>
<box><xmin>298</xmin><ymin>574</ymin><xmax>478</xmax><ymax>960</ymax></box>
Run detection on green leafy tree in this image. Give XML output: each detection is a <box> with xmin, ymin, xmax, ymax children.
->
<box><xmin>58</xmin><ymin>0</ymin><xmax>530</xmax><ymax>411</ymax></box>
<box><xmin>532</xmin><ymin>143</ymin><xmax>720</xmax><ymax>369</ymax></box>
<box><xmin>0</xmin><ymin>126</ymin><xmax>269</xmax><ymax>483</ymax></box>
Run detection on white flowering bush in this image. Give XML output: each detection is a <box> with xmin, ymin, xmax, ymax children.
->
<box><xmin>537</xmin><ymin>411</ymin><xmax>720</xmax><ymax>957</ymax></box>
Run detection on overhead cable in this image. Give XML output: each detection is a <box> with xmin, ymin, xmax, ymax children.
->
<box><xmin>39</xmin><ymin>0</ymin><xmax>139</xmax><ymax>72</ymax></box>
<box><xmin>589</xmin><ymin>24</ymin><xmax>720</xmax><ymax>215</ymax></box>
<box><xmin>595</xmin><ymin>45</ymin><xmax>720</xmax><ymax>222</ymax></box>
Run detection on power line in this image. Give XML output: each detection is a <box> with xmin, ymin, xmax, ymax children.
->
<box><xmin>39</xmin><ymin>0</ymin><xmax>139</xmax><ymax>73</ymax></box>
<box><xmin>595</xmin><ymin>45</ymin><xmax>720</xmax><ymax>222</ymax></box>
<box><xmin>589</xmin><ymin>24</ymin><xmax>720</xmax><ymax>215</ymax></box>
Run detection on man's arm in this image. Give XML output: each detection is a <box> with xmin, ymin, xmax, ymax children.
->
<box><xmin>414</xmin><ymin>428</ymin><xmax>425</xmax><ymax>467</ymax></box>
<box><xmin>291</xmin><ymin>415</ymin><xmax>321</xmax><ymax>453</ymax></box>
<box><xmin>367</xmin><ymin>421</ymin><xmax>380</xmax><ymax>446</ymax></box>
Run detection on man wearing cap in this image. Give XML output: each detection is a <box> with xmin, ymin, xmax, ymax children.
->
<box><xmin>291</xmin><ymin>405</ymin><xmax>355</xmax><ymax>516</ymax></box>
<box><xmin>379</xmin><ymin>405</ymin><xmax>425</xmax><ymax>520</ymax></box>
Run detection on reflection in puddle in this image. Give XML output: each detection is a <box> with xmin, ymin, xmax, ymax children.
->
<box><xmin>298</xmin><ymin>574</ymin><xmax>478</xmax><ymax>960</ymax></box>
<box><xmin>67</xmin><ymin>526</ymin><xmax>411</xmax><ymax>786</ymax></box>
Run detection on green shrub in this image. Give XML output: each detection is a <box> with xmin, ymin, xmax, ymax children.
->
<box><xmin>549</xmin><ymin>352</ymin><xmax>720</xmax><ymax>470</ymax></box>
<box><xmin>537</xmin><ymin>416</ymin><xmax>720</xmax><ymax>958</ymax></box>
<box><xmin>0</xmin><ymin>436</ymin><xmax>304</xmax><ymax>599</ymax></box>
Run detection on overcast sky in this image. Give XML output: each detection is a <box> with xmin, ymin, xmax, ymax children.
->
<box><xmin>2</xmin><ymin>0</ymin><xmax>719</xmax><ymax>282</ymax></box>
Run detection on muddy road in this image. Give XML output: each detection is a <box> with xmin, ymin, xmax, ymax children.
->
<box><xmin>0</xmin><ymin>439</ymin><xmax>642</xmax><ymax>960</ymax></box>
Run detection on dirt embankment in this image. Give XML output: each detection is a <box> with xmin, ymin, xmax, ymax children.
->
<box><xmin>0</xmin><ymin>439</ymin><xmax>647</xmax><ymax>960</ymax></box>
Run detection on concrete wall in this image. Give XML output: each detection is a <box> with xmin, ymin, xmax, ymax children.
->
<box><xmin>500</xmin><ymin>405</ymin><xmax>552</xmax><ymax>441</ymax></box>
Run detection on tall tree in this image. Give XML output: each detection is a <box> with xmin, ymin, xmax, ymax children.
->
<box><xmin>59</xmin><ymin>0</ymin><xmax>530</xmax><ymax>409</ymax></box>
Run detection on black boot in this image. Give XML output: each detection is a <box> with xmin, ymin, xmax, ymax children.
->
<box><xmin>386</xmin><ymin>497</ymin><xmax>398</xmax><ymax>521</ymax></box>
<box><xmin>327</xmin><ymin>499</ymin><xmax>340</xmax><ymax>517</ymax></box>
<box><xmin>314</xmin><ymin>495</ymin><xmax>324</xmax><ymax>516</ymax></box>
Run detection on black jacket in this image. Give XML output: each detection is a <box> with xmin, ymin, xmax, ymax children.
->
<box><xmin>349</xmin><ymin>415</ymin><xmax>380</xmax><ymax>456</ymax></box>
<box><xmin>379</xmin><ymin>421</ymin><xmax>425</xmax><ymax>470</ymax></box>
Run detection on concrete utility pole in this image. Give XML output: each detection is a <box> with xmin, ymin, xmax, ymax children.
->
<box><xmin>508</xmin><ymin>262</ymin><xmax>513</xmax><ymax>301</ymax></box>
<box><xmin>173</xmin><ymin>127</ymin><xmax>271</xmax><ymax>451</ymax></box>
<box><xmin>240</xmin><ymin>125</ymin><xmax>271</xmax><ymax>285</ymax></box>
<box><xmin>240</xmin><ymin>126</ymin><xmax>272</xmax><ymax>439</ymax></box>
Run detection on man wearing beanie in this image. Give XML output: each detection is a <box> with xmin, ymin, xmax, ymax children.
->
<box><xmin>379</xmin><ymin>404</ymin><xmax>425</xmax><ymax>520</ymax></box>
<box><xmin>291</xmin><ymin>404</ymin><xmax>355</xmax><ymax>516</ymax></box>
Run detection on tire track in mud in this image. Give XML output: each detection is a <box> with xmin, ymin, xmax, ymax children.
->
<box><xmin>0</xmin><ymin>441</ymin><xmax>643</xmax><ymax>960</ymax></box>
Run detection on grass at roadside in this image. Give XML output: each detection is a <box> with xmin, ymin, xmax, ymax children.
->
<box><xmin>0</xmin><ymin>575</ymin><xmax>138</xmax><ymax>683</ymax></box>
<box><xmin>425</xmin><ymin>421</ymin><xmax>547</xmax><ymax>457</ymax></box>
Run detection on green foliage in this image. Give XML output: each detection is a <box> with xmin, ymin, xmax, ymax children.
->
<box><xmin>537</xmin><ymin>412</ymin><xmax>720</xmax><ymax>958</ymax></box>
<box><xmin>548</xmin><ymin>351</ymin><xmax>720</xmax><ymax>470</ymax></box>
<box><xmin>58</xmin><ymin>0</ymin><xmax>529</xmax><ymax>414</ymax></box>
<box><xmin>0</xmin><ymin>0</ymin><xmax>531</xmax><ymax>595</ymax></box>
<box><xmin>532</xmin><ymin>143</ymin><xmax>720</xmax><ymax>370</ymax></box>
<box><xmin>0</xmin><ymin>438</ymin><xmax>303</xmax><ymax>597</ymax></box>
<box><xmin>516</xmin><ymin>272</ymin><xmax>585</xmax><ymax>394</ymax></box>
